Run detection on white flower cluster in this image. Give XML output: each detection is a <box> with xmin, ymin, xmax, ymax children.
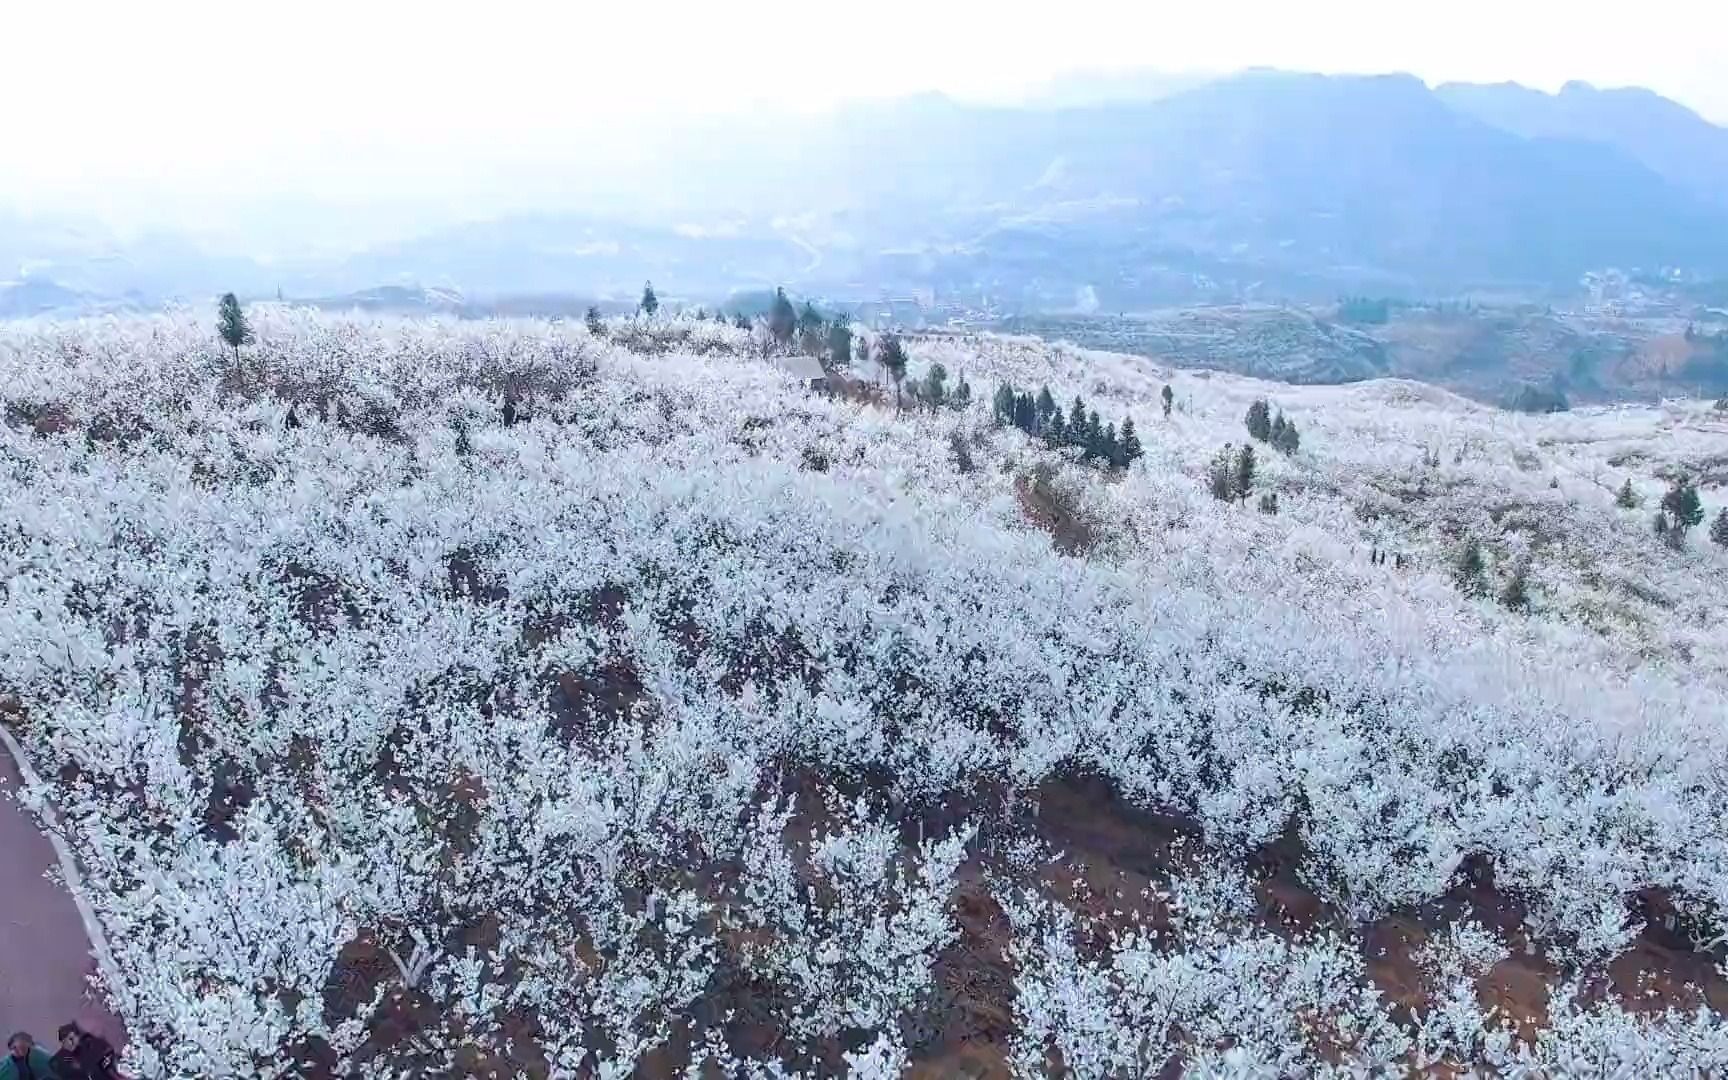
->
<box><xmin>1</xmin><ymin>309</ymin><xmax>1725</xmax><ymax>1075</ymax></box>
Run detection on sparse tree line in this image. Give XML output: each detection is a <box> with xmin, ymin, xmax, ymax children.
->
<box><xmin>1616</xmin><ymin>474</ymin><xmax>1725</xmax><ymax>551</ymax></box>
<box><xmin>1200</xmin><ymin>399</ymin><xmax>1304</xmax><ymax>511</ymax></box>
<box><xmin>1206</xmin><ymin>443</ymin><xmax>1277</xmax><ymax>513</ymax></box>
<box><xmin>992</xmin><ymin>383</ymin><xmax>1144</xmax><ymax>469</ymax></box>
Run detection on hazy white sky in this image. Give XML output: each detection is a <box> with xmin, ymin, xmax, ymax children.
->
<box><xmin>5</xmin><ymin>0</ymin><xmax>1727</xmax><ymax>222</ymax></box>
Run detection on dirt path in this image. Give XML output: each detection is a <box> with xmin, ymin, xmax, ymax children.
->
<box><xmin>0</xmin><ymin>735</ymin><xmax>127</xmax><ymax>1052</ymax></box>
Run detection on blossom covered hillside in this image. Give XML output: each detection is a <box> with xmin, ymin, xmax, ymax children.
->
<box><xmin>1</xmin><ymin>310</ymin><xmax>1726</xmax><ymax>1077</ymax></box>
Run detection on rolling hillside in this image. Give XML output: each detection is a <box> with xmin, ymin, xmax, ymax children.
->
<box><xmin>2</xmin><ymin>311</ymin><xmax>1726</xmax><ymax>1075</ymax></box>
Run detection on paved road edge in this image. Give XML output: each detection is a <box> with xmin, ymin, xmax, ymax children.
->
<box><xmin>0</xmin><ymin>721</ymin><xmax>134</xmax><ymax>1021</ymax></box>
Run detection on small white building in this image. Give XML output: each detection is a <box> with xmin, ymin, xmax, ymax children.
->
<box><xmin>778</xmin><ymin>354</ymin><xmax>830</xmax><ymax>392</ymax></box>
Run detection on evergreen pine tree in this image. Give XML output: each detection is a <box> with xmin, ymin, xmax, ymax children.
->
<box><xmin>879</xmin><ymin>335</ymin><xmax>908</xmax><ymax>410</ymax></box>
<box><xmin>1499</xmin><ymin>558</ymin><xmax>1532</xmax><ymax>612</ymax></box>
<box><xmin>1270</xmin><ymin>413</ymin><xmax>1289</xmax><ymax>449</ymax></box>
<box><xmin>769</xmin><ymin>287</ymin><xmax>797</xmax><ymax>346</ymax></box>
<box><xmin>1119</xmin><ymin>417</ymin><xmax>1142</xmax><ymax>465</ymax></box>
<box><xmin>1245</xmin><ymin>399</ymin><xmax>1272</xmax><ymax>442</ymax></box>
<box><xmin>1654</xmin><ymin>510</ymin><xmax>1673</xmax><ymax>544</ymax></box>
<box><xmin>585</xmin><ymin>305</ymin><xmax>605</xmax><ymax>335</ymax></box>
<box><xmin>1044</xmin><ymin>409</ymin><xmax>1067</xmax><ymax>449</ymax></box>
<box><xmin>924</xmin><ymin>363</ymin><xmax>949</xmax><ymax>410</ymax></box>
<box><xmin>1660</xmin><ymin>476</ymin><xmax>1704</xmax><ymax>538</ymax></box>
<box><xmin>993</xmin><ymin>385</ymin><xmax>1017</xmax><ymax>427</ymax></box>
<box><xmin>639</xmin><ymin>281</ymin><xmax>659</xmax><ymax>317</ymax></box>
<box><xmin>1161</xmin><ymin>384</ymin><xmax>1174</xmax><ymax>418</ymax></box>
<box><xmin>217</xmin><ymin>293</ymin><xmax>252</xmax><ymax>361</ymax></box>
<box><xmin>1615</xmin><ymin>479</ymin><xmax>1639</xmax><ymax>509</ymax></box>
<box><xmin>1258</xmin><ymin>492</ymin><xmax>1279</xmax><ymax>514</ymax></box>
<box><xmin>1102</xmin><ymin>422</ymin><xmax>1121</xmax><ymax>468</ymax></box>
<box><xmin>1273</xmin><ymin>416</ymin><xmax>1302</xmax><ymax>455</ymax></box>
<box><xmin>1035</xmin><ymin>387</ymin><xmax>1056</xmax><ymax>427</ymax></box>
<box><xmin>1082</xmin><ymin>409</ymin><xmax>1102</xmax><ymax>460</ymax></box>
<box><xmin>1208</xmin><ymin>447</ymin><xmax>1236</xmax><ymax>502</ymax></box>
<box><xmin>953</xmin><ymin>377</ymin><xmax>972</xmax><ymax>409</ymax></box>
<box><xmin>799</xmin><ymin>302</ymin><xmax>824</xmax><ymax>335</ymax></box>
<box><xmin>1068</xmin><ymin>397</ymin><xmax>1087</xmax><ymax>447</ymax></box>
<box><xmin>734</xmin><ymin>313</ymin><xmax>751</xmax><ymax>331</ymax></box>
<box><xmin>1711</xmin><ymin>508</ymin><xmax>1728</xmax><ymax>549</ymax></box>
<box><xmin>1455</xmin><ymin>540</ymin><xmax>1488</xmax><ymax>597</ymax></box>
<box><xmin>1233</xmin><ymin>443</ymin><xmax>1256</xmax><ymax>504</ymax></box>
<box><xmin>828</xmin><ymin>321</ymin><xmax>853</xmax><ymax>370</ymax></box>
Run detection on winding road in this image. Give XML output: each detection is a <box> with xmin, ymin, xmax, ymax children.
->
<box><xmin>0</xmin><ymin>731</ymin><xmax>127</xmax><ymax>1053</ymax></box>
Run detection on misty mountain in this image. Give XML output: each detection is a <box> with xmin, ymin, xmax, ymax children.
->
<box><xmin>829</xmin><ymin>71</ymin><xmax>1728</xmax><ymax>302</ymax></box>
<box><xmin>347</xmin><ymin>72</ymin><xmax>1728</xmax><ymax>304</ymax></box>
<box><xmin>8</xmin><ymin>70</ymin><xmax>1728</xmax><ymax>312</ymax></box>
<box><xmin>1437</xmin><ymin>80</ymin><xmax>1728</xmax><ymax>209</ymax></box>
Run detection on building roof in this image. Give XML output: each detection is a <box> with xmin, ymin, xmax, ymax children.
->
<box><xmin>778</xmin><ymin>355</ymin><xmax>828</xmax><ymax>382</ymax></box>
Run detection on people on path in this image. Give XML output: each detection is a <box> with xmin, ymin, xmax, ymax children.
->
<box><xmin>51</xmin><ymin>1024</ymin><xmax>118</xmax><ymax>1080</ymax></box>
<box><xmin>0</xmin><ymin>1032</ymin><xmax>56</xmax><ymax>1080</ymax></box>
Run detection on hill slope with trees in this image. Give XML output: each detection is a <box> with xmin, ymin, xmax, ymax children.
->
<box><xmin>1</xmin><ymin>310</ymin><xmax>1726</xmax><ymax>1076</ymax></box>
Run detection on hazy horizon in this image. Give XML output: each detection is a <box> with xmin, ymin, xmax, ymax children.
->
<box><xmin>6</xmin><ymin>0</ymin><xmax>1728</xmax><ymax>249</ymax></box>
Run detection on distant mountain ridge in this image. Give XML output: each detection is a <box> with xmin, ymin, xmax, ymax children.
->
<box><xmin>7</xmin><ymin>70</ymin><xmax>1728</xmax><ymax>310</ymax></box>
<box><xmin>1436</xmin><ymin>80</ymin><xmax>1728</xmax><ymax>209</ymax></box>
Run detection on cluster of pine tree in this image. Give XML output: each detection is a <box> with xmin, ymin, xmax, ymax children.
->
<box><xmin>908</xmin><ymin>362</ymin><xmax>971</xmax><ymax>412</ymax></box>
<box><xmin>1244</xmin><ymin>399</ymin><xmax>1301</xmax><ymax>454</ymax></box>
<box><xmin>993</xmin><ymin>384</ymin><xmax>1143</xmax><ymax>469</ymax></box>
<box><xmin>1652</xmin><ymin>475</ymin><xmax>1705</xmax><ymax>550</ymax></box>
<box><xmin>1454</xmin><ymin>539</ymin><xmax>1533</xmax><ymax>611</ymax></box>
<box><xmin>1207</xmin><ymin>443</ymin><xmax>1259</xmax><ymax>505</ymax></box>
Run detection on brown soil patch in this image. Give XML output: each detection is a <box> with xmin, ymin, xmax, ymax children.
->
<box><xmin>446</xmin><ymin>547</ymin><xmax>509</xmax><ymax>605</ymax></box>
<box><xmin>544</xmin><ymin>659</ymin><xmax>647</xmax><ymax>746</ymax></box>
<box><xmin>1015</xmin><ymin>466</ymin><xmax>1097</xmax><ymax>555</ymax></box>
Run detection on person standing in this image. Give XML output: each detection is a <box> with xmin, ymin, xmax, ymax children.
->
<box><xmin>51</xmin><ymin>1025</ymin><xmax>118</xmax><ymax>1080</ymax></box>
<box><xmin>0</xmin><ymin>1032</ymin><xmax>57</xmax><ymax>1080</ymax></box>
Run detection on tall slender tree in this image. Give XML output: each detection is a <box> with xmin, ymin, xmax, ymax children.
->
<box><xmin>1119</xmin><ymin>417</ymin><xmax>1142</xmax><ymax>465</ymax></box>
<box><xmin>1035</xmin><ymin>387</ymin><xmax>1057</xmax><ymax>427</ymax></box>
<box><xmin>1102</xmin><ymin>422</ymin><xmax>1121</xmax><ymax>468</ymax></box>
<box><xmin>828</xmin><ymin>321</ymin><xmax>853</xmax><ymax>370</ymax></box>
<box><xmin>639</xmin><ymin>281</ymin><xmax>659</xmax><ymax>317</ymax></box>
<box><xmin>1044</xmin><ymin>409</ymin><xmax>1067</xmax><ymax>449</ymax></box>
<box><xmin>1161</xmin><ymin>384</ymin><xmax>1174</xmax><ymax>418</ymax></box>
<box><xmin>1245</xmin><ymin>399</ymin><xmax>1272</xmax><ymax>442</ymax></box>
<box><xmin>1208</xmin><ymin>447</ymin><xmax>1236</xmax><ymax>502</ymax></box>
<box><xmin>769</xmin><ymin>287</ymin><xmax>797</xmax><ymax>346</ymax></box>
<box><xmin>1711</xmin><ymin>508</ymin><xmax>1728</xmax><ymax>549</ymax></box>
<box><xmin>1233</xmin><ymin>443</ymin><xmax>1256</xmax><ymax>504</ymax></box>
<box><xmin>1068</xmin><ymin>397</ymin><xmax>1088</xmax><ymax>446</ymax></box>
<box><xmin>217</xmin><ymin>293</ymin><xmax>252</xmax><ymax>361</ymax></box>
<box><xmin>879</xmin><ymin>335</ymin><xmax>908</xmax><ymax>410</ymax></box>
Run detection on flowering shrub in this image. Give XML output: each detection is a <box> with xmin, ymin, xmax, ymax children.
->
<box><xmin>1</xmin><ymin>310</ymin><xmax>1725</xmax><ymax>1075</ymax></box>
